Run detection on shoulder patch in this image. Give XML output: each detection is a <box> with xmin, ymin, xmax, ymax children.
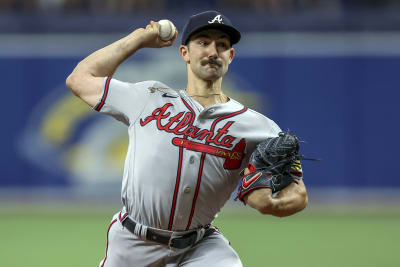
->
<box><xmin>148</xmin><ymin>86</ymin><xmax>180</xmax><ymax>98</ymax></box>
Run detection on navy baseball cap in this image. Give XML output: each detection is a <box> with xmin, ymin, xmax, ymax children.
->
<box><xmin>181</xmin><ymin>10</ymin><xmax>241</xmax><ymax>46</ymax></box>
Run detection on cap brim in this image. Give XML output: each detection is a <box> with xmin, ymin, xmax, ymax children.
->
<box><xmin>184</xmin><ymin>24</ymin><xmax>241</xmax><ymax>46</ymax></box>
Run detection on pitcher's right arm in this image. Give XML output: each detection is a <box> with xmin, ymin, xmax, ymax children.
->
<box><xmin>66</xmin><ymin>21</ymin><xmax>177</xmax><ymax>107</ymax></box>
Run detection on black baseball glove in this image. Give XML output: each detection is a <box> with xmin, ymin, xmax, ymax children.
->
<box><xmin>237</xmin><ymin>132</ymin><xmax>304</xmax><ymax>202</ymax></box>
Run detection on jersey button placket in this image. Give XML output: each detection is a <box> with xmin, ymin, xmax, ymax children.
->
<box><xmin>174</xmin><ymin>153</ymin><xmax>196</xmax><ymax>229</ymax></box>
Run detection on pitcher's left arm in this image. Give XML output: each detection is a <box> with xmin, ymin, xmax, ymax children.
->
<box><xmin>243</xmin><ymin>177</ymin><xmax>308</xmax><ymax>217</ymax></box>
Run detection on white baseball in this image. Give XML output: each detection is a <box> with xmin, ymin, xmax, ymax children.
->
<box><xmin>158</xmin><ymin>19</ymin><xmax>176</xmax><ymax>41</ymax></box>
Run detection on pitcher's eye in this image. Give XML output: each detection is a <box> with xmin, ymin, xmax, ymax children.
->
<box><xmin>199</xmin><ymin>40</ymin><xmax>208</xmax><ymax>46</ymax></box>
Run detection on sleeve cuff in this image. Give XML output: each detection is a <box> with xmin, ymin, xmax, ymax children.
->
<box><xmin>93</xmin><ymin>77</ymin><xmax>112</xmax><ymax>112</ymax></box>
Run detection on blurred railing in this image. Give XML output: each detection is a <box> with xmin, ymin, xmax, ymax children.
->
<box><xmin>1</xmin><ymin>0</ymin><xmax>400</xmax><ymax>33</ymax></box>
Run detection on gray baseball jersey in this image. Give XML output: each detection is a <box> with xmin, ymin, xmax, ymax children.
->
<box><xmin>95</xmin><ymin>77</ymin><xmax>281</xmax><ymax>266</ymax></box>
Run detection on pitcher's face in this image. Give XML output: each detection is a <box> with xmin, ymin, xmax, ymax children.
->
<box><xmin>181</xmin><ymin>29</ymin><xmax>235</xmax><ymax>81</ymax></box>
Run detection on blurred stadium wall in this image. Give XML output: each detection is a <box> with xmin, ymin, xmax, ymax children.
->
<box><xmin>1</xmin><ymin>1</ymin><xmax>400</xmax><ymax>206</ymax></box>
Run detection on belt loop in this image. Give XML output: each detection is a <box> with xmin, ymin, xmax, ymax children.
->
<box><xmin>133</xmin><ymin>221</ymin><xmax>148</xmax><ymax>239</ymax></box>
<box><xmin>119</xmin><ymin>211</ymin><xmax>129</xmax><ymax>224</ymax></box>
<box><xmin>195</xmin><ymin>228</ymin><xmax>205</xmax><ymax>243</ymax></box>
<box><xmin>167</xmin><ymin>236</ymin><xmax>174</xmax><ymax>248</ymax></box>
<box><xmin>140</xmin><ymin>225</ymin><xmax>148</xmax><ymax>238</ymax></box>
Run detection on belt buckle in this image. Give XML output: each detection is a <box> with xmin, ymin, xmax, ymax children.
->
<box><xmin>195</xmin><ymin>228</ymin><xmax>205</xmax><ymax>243</ymax></box>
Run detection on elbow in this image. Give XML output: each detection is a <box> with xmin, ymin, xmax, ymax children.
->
<box><xmin>66</xmin><ymin>73</ymin><xmax>81</xmax><ymax>96</ymax></box>
<box><xmin>297</xmin><ymin>185</ymin><xmax>309</xmax><ymax>212</ymax></box>
<box><xmin>301</xmin><ymin>191</ymin><xmax>308</xmax><ymax>211</ymax></box>
<box><xmin>66</xmin><ymin>73</ymin><xmax>75</xmax><ymax>92</ymax></box>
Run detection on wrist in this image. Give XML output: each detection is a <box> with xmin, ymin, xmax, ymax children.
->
<box><xmin>130</xmin><ymin>27</ymin><xmax>159</xmax><ymax>49</ymax></box>
<box><xmin>120</xmin><ymin>29</ymin><xmax>146</xmax><ymax>52</ymax></box>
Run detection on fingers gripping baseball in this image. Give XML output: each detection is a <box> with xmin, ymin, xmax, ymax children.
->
<box><xmin>140</xmin><ymin>20</ymin><xmax>178</xmax><ymax>48</ymax></box>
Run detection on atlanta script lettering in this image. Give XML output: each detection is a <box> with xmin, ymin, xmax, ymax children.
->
<box><xmin>139</xmin><ymin>103</ymin><xmax>236</xmax><ymax>148</ymax></box>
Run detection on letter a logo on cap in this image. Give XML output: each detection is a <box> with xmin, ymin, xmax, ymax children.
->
<box><xmin>208</xmin><ymin>15</ymin><xmax>223</xmax><ymax>24</ymax></box>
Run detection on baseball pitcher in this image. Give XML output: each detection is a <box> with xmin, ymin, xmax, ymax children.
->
<box><xmin>66</xmin><ymin>10</ymin><xmax>308</xmax><ymax>267</ymax></box>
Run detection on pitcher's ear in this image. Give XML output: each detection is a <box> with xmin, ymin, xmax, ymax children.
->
<box><xmin>180</xmin><ymin>45</ymin><xmax>190</xmax><ymax>63</ymax></box>
<box><xmin>229</xmin><ymin>47</ymin><xmax>235</xmax><ymax>64</ymax></box>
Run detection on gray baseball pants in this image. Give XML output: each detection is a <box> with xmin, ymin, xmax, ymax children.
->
<box><xmin>99</xmin><ymin>212</ymin><xmax>243</xmax><ymax>267</ymax></box>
